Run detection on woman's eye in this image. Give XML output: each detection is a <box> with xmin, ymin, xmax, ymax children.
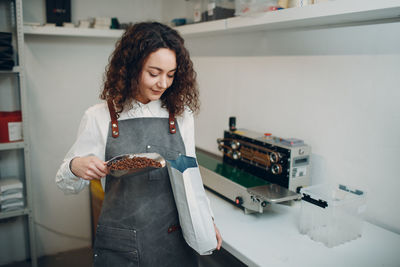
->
<box><xmin>168</xmin><ymin>74</ymin><xmax>175</xmax><ymax>78</ymax></box>
<box><xmin>149</xmin><ymin>72</ymin><xmax>158</xmax><ymax>77</ymax></box>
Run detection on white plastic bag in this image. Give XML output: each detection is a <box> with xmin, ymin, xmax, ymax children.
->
<box><xmin>166</xmin><ymin>155</ymin><xmax>217</xmax><ymax>255</ymax></box>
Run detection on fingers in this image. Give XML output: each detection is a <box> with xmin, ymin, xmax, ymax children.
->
<box><xmin>71</xmin><ymin>156</ymin><xmax>108</xmax><ymax>180</ymax></box>
<box><xmin>214</xmin><ymin>224</ymin><xmax>222</xmax><ymax>250</ymax></box>
<box><xmin>93</xmin><ymin>160</ymin><xmax>108</xmax><ymax>177</ymax></box>
<box><xmin>216</xmin><ymin>230</ymin><xmax>222</xmax><ymax>250</ymax></box>
<box><xmin>103</xmin><ymin>162</ymin><xmax>110</xmax><ymax>175</ymax></box>
<box><xmin>84</xmin><ymin>158</ymin><xmax>107</xmax><ymax>180</ymax></box>
<box><xmin>85</xmin><ymin>169</ymin><xmax>102</xmax><ymax>180</ymax></box>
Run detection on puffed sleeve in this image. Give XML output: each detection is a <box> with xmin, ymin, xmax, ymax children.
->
<box><xmin>180</xmin><ymin>109</ymin><xmax>196</xmax><ymax>157</ymax></box>
<box><xmin>180</xmin><ymin>110</ymin><xmax>215</xmax><ymax>219</ymax></box>
<box><xmin>55</xmin><ymin>108</ymin><xmax>105</xmax><ymax>194</ymax></box>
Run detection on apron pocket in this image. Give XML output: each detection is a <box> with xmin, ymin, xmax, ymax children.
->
<box><xmin>148</xmin><ymin>167</ymin><xmax>168</xmax><ymax>181</ymax></box>
<box><xmin>93</xmin><ymin>250</ymin><xmax>138</xmax><ymax>267</ymax></box>
<box><xmin>93</xmin><ymin>225</ymin><xmax>139</xmax><ymax>265</ymax></box>
<box><xmin>146</xmin><ymin>144</ymin><xmax>180</xmax><ymax>161</ymax></box>
<box><xmin>146</xmin><ymin>144</ymin><xmax>181</xmax><ymax>180</ymax></box>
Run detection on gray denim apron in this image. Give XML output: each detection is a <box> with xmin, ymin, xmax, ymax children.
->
<box><xmin>93</xmin><ymin>103</ymin><xmax>198</xmax><ymax>267</ymax></box>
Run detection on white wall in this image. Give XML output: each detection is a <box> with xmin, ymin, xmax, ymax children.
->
<box><xmin>4</xmin><ymin>0</ymin><xmax>398</xmax><ymax>263</ymax></box>
<box><xmin>24</xmin><ymin>35</ymin><xmax>115</xmax><ymax>256</ymax></box>
<box><xmin>187</xmin><ymin>22</ymin><xmax>400</xmax><ymax>233</ymax></box>
<box><xmin>4</xmin><ymin>0</ymin><xmax>185</xmax><ymax>262</ymax></box>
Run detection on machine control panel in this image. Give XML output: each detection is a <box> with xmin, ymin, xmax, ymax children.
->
<box><xmin>217</xmin><ymin>126</ymin><xmax>311</xmax><ymax>192</ymax></box>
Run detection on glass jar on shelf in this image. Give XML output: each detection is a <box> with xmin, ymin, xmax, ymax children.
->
<box><xmin>186</xmin><ymin>0</ymin><xmax>205</xmax><ymax>24</ymax></box>
<box><xmin>235</xmin><ymin>0</ymin><xmax>280</xmax><ymax>16</ymax></box>
<box><xmin>204</xmin><ymin>0</ymin><xmax>235</xmax><ymax>21</ymax></box>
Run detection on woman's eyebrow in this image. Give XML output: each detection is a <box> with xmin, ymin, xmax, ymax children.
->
<box><xmin>149</xmin><ymin>66</ymin><xmax>176</xmax><ymax>72</ymax></box>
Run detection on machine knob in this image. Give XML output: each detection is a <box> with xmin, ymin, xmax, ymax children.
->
<box><xmin>261</xmin><ymin>201</ymin><xmax>268</xmax><ymax>207</ymax></box>
<box><xmin>269</xmin><ymin>151</ymin><xmax>279</xmax><ymax>163</ymax></box>
<box><xmin>235</xmin><ymin>197</ymin><xmax>243</xmax><ymax>205</ymax></box>
<box><xmin>232</xmin><ymin>151</ymin><xmax>241</xmax><ymax>160</ymax></box>
<box><xmin>231</xmin><ymin>140</ymin><xmax>240</xmax><ymax>150</ymax></box>
<box><xmin>271</xmin><ymin>164</ymin><xmax>282</xmax><ymax>175</ymax></box>
<box><xmin>216</xmin><ymin>138</ymin><xmax>224</xmax><ymax>146</ymax></box>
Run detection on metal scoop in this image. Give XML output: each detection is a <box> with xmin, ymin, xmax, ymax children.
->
<box><xmin>107</xmin><ymin>152</ymin><xmax>166</xmax><ymax>177</ymax></box>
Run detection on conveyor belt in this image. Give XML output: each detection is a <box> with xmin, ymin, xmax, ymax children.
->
<box><xmin>196</xmin><ymin>150</ymin><xmax>269</xmax><ymax>189</ymax></box>
<box><xmin>196</xmin><ymin>149</ymin><xmax>300</xmax><ymax>214</ymax></box>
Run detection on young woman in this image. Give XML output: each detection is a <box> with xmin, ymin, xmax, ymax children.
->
<box><xmin>55</xmin><ymin>22</ymin><xmax>222</xmax><ymax>266</ymax></box>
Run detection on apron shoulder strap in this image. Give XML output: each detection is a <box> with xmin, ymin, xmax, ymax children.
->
<box><xmin>107</xmin><ymin>98</ymin><xmax>119</xmax><ymax>138</ymax></box>
<box><xmin>169</xmin><ymin>112</ymin><xmax>176</xmax><ymax>134</ymax></box>
<box><xmin>108</xmin><ymin>98</ymin><xmax>176</xmax><ymax>136</ymax></box>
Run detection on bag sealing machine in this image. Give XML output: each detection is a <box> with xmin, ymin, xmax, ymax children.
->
<box><xmin>197</xmin><ymin>117</ymin><xmax>311</xmax><ymax>214</ymax></box>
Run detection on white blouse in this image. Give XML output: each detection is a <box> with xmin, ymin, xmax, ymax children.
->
<box><xmin>55</xmin><ymin>99</ymin><xmax>196</xmax><ymax>194</ymax></box>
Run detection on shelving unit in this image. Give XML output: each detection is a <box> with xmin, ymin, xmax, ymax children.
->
<box><xmin>23</xmin><ymin>25</ymin><xmax>123</xmax><ymax>38</ymax></box>
<box><xmin>0</xmin><ymin>0</ymin><xmax>37</xmax><ymax>266</ymax></box>
<box><xmin>23</xmin><ymin>0</ymin><xmax>400</xmax><ymax>38</ymax></box>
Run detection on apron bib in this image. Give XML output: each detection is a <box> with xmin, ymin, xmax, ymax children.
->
<box><xmin>93</xmin><ymin>110</ymin><xmax>198</xmax><ymax>267</ymax></box>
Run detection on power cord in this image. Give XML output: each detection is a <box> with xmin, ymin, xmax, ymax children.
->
<box><xmin>35</xmin><ymin>221</ymin><xmax>91</xmax><ymax>242</ymax></box>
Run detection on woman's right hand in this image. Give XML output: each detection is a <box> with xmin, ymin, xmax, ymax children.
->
<box><xmin>70</xmin><ymin>156</ymin><xmax>108</xmax><ymax>180</ymax></box>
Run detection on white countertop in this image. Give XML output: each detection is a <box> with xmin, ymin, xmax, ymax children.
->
<box><xmin>206</xmin><ymin>189</ymin><xmax>400</xmax><ymax>267</ymax></box>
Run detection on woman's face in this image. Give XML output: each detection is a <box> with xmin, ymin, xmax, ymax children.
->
<box><xmin>136</xmin><ymin>48</ymin><xmax>177</xmax><ymax>104</ymax></box>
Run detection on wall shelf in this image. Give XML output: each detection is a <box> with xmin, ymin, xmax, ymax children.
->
<box><xmin>0</xmin><ymin>208</ymin><xmax>29</xmax><ymax>220</ymax></box>
<box><xmin>224</xmin><ymin>0</ymin><xmax>400</xmax><ymax>34</ymax></box>
<box><xmin>23</xmin><ymin>0</ymin><xmax>400</xmax><ymax>38</ymax></box>
<box><xmin>175</xmin><ymin>19</ymin><xmax>226</xmax><ymax>36</ymax></box>
<box><xmin>0</xmin><ymin>67</ymin><xmax>22</xmax><ymax>74</ymax></box>
<box><xmin>0</xmin><ymin>141</ymin><xmax>25</xmax><ymax>151</ymax></box>
<box><xmin>24</xmin><ymin>26</ymin><xmax>124</xmax><ymax>38</ymax></box>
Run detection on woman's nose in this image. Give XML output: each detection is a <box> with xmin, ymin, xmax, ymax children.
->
<box><xmin>157</xmin><ymin>76</ymin><xmax>168</xmax><ymax>89</ymax></box>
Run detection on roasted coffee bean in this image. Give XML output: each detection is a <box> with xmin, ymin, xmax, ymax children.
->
<box><xmin>109</xmin><ymin>156</ymin><xmax>162</xmax><ymax>170</ymax></box>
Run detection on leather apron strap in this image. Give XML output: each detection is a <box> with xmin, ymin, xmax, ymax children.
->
<box><xmin>107</xmin><ymin>99</ymin><xmax>177</xmax><ymax>137</ymax></box>
<box><xmin>169</xmin><ymin>112</ymin><xmax>176</xmax><ymax>134</ymax></box>
<box><xmin>107</xmin><ymin>99</ymin><xmax>119</xmax><ymax>138</ymax></box>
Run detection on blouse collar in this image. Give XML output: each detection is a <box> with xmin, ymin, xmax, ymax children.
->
<box><xmin>126</xmin><ymin>99</ymin><xmax>162</xmax><ymax>117</ymax></box>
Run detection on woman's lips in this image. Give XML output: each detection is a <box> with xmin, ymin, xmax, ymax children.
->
<box><xmin>151</xmin><ymin>89</ymin><xmax>163</xmax><ymax>94</ymax></box>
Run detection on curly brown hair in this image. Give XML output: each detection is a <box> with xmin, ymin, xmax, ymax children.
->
<box><xmin>100</xmin><ymin>21</ymin><xmax>199</xmax><ymax>117</ymax></box>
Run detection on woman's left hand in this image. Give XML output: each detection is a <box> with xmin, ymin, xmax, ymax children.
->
<box><xmin>214</xmin><ymin>223</ymin><xmax>222</xmax><ymax>250</ymax></box>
